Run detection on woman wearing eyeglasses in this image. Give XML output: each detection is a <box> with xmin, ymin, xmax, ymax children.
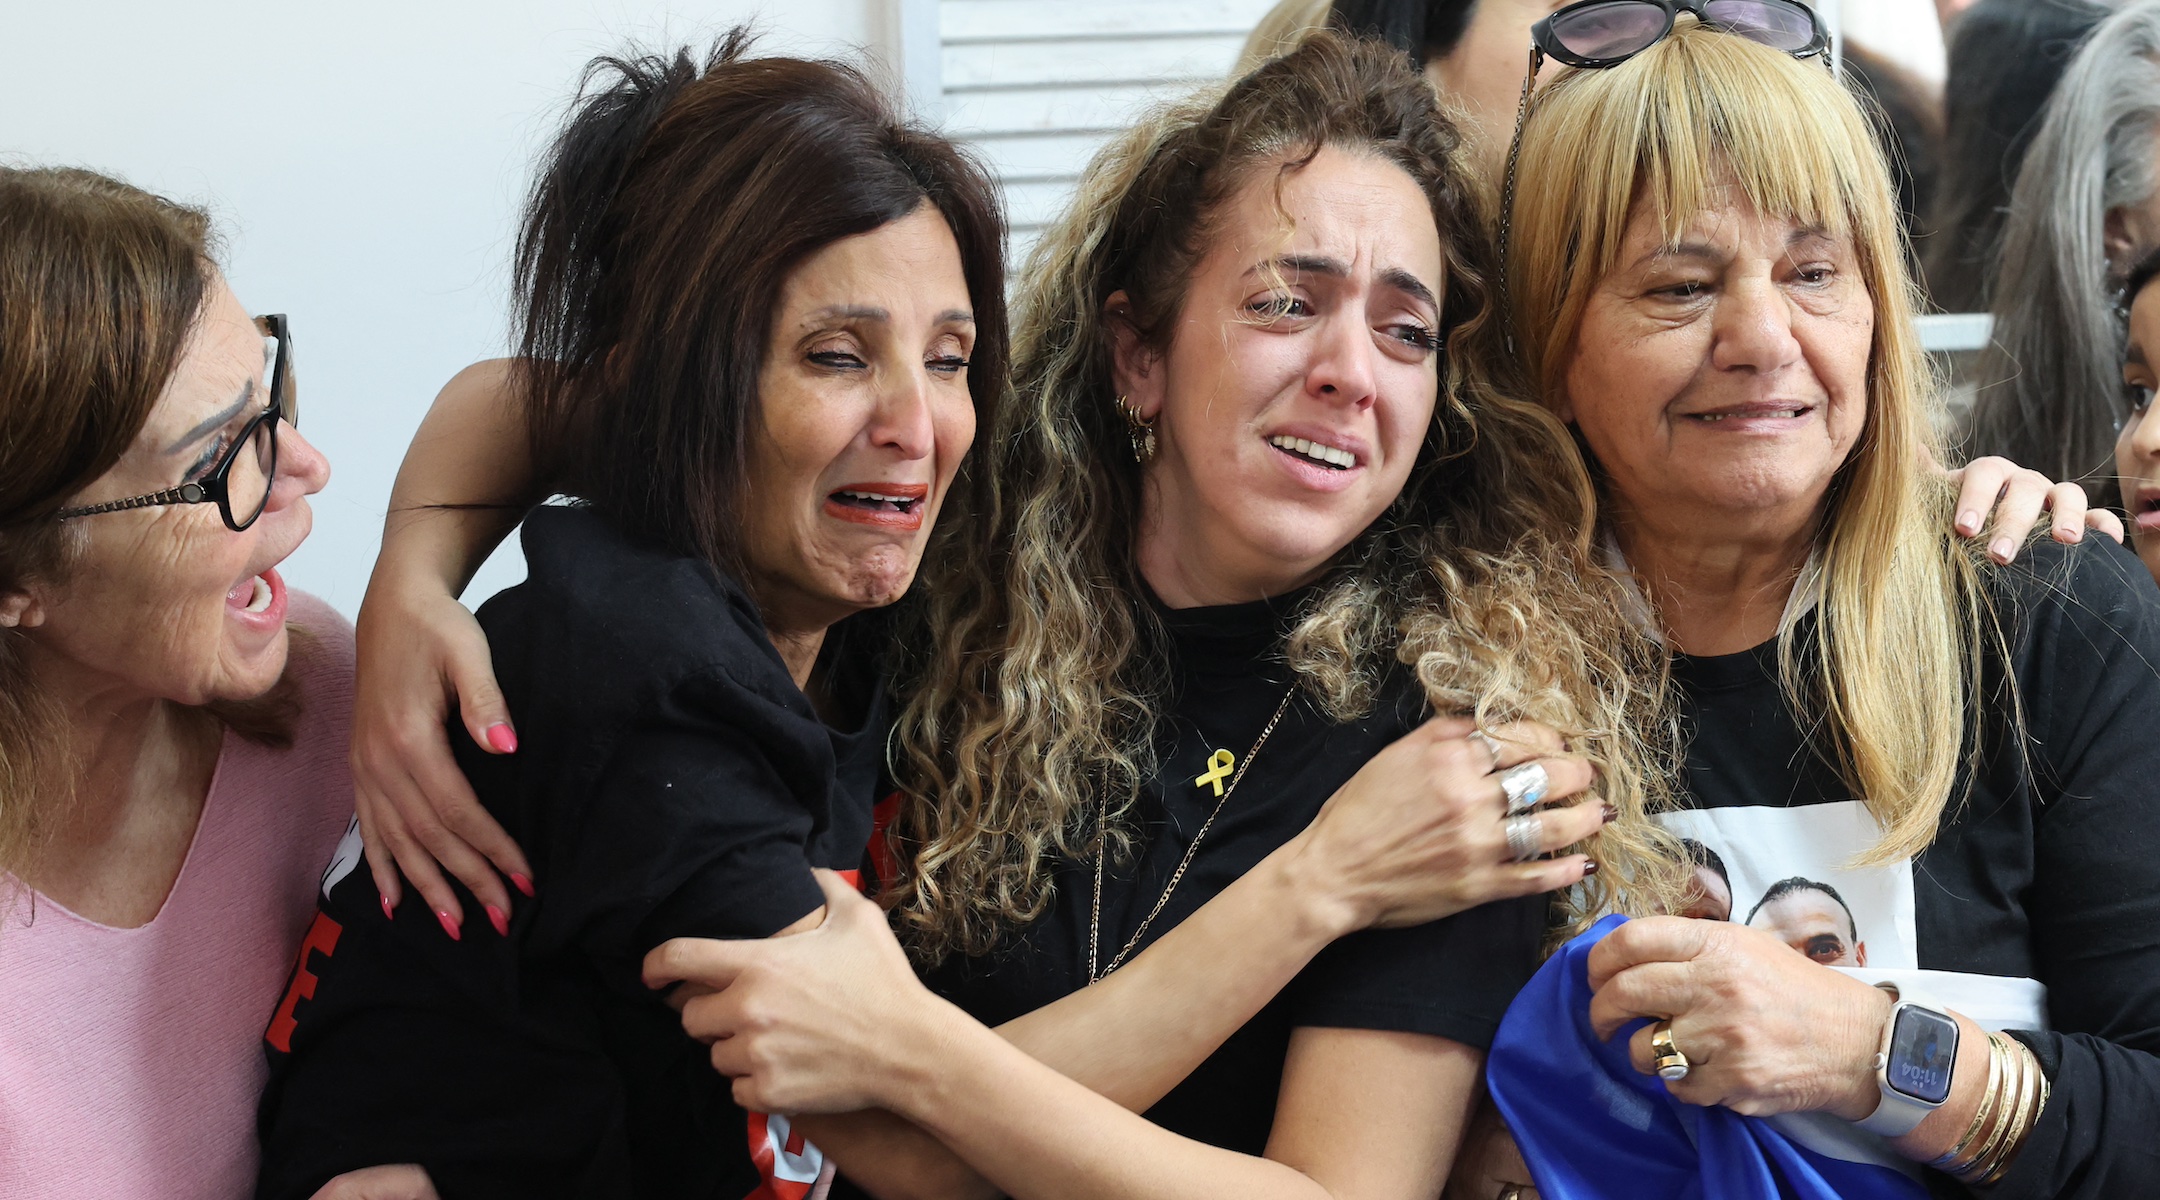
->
<box><xmin>0</xmin><ymin>166</ymin><xmax>341</xmax><ymax>1199</ymax></box>
<box><xmin>1465</xmin><ymin>4</ymin><xmax>2160</xmax><ymax>1198</ymax></box>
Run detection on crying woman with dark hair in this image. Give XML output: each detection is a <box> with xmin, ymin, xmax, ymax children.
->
<box><xmin>252</xmin><ymin>32</ymin><xmax>1008</xmax><ymax>1199</ymax></box>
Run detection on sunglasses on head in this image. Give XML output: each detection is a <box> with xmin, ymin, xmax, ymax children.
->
<box><xmin>1531</xmin><ymin>0</ymin><xmax>1828</xmax><ymax>69</ymax></box>
<box><xmin>1495</xmin><ymin>0</ymin><xmax>1831</xmax><ymax>348</ymax></box>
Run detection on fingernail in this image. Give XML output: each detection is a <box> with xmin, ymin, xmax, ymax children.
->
<box><xmin>486</xmin><ymin>904</ymin><xmax>509</xmax><ymax>938</ymax></box>
<box><xmin>1957</xmin><ymin>510</ymin><xmax>1979</xmax><ymax>534</ymax></box>
<box><xmin>511</xmin><ymin>872</ymin><xmax>535</xmax><ymax>898</ymax></box>
<box><xmin>485</xmin><ymin>723</ymin><xmax>518</xmax><ymax>754</ymax></box>
<box><xmin>380</xmin><ymin>893</ymin><xmax>395</xmax><ymax>921</ymax></box>
<box><xmin>1991</xmin><ymin>537</ymin><xmax>2015</xmax><ymax>562</ymax></box>
<box><xmin>1582</xmin><ymin>860</ymin><xmax>1600</xmax><ymax>877</ymax></box>
<box><xmin>1601</xmin><ymin>803</ymin><xmax>1618</xmax><ymax>823</ymax></box>
<box><xmin>436</xmin><ymin>909</ymin><xmax>462</xmax><ymax>941</ymax></box>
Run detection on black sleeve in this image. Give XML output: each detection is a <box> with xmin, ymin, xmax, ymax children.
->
<box><xmin>1277</xmin><ymin>893</ymin><xmax>1548</xmax><ymax>1051</ymax></box>
<box><xmin>1987</xmin><ymin>539</ymin><xmax>2160</xmax><ymax>1198</ymax></box>
<box><xmin>529</xmin><ymin>708</ymin><xmax>830</xmax><ymax>972</ymax></box>
<box><xmin>255</xmin><ymin>856</ymin><xmax>633</xmax><ymax>1200</ymax></box>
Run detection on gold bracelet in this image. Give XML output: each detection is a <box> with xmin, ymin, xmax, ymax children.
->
<box><xmin>1953</xmin><ymin>1035</ymin><xmax>2024</xmax><ymax>1181</ymax></box>
<box><xmin>1969</xmin><ymin>1031</ymin><xmax>2030</xmax><ymax>1182</ymax></box>
<box><xmin>1967</xmin><ymin>1039</ymin><xmax>2033</xmax><ymax>1184</ymax></box>
<box><xmin>1962</xmin><ymin>1035</ymin><xmax>2040</xmax><ymax>1185</ymax></box>
<box><xmin>1974</xmin><ymin>1041</ymin><xmax>2051</xmax><ymax>1186</ymax></box>
<box><xmin>1931</xmin><ymin>1033</ymin><xmax>2007</xmax><ymax>1174</ymax></box>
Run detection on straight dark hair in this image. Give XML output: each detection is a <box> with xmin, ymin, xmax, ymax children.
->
<box><xmin>515</xmin><ymin>30</ymin><xmax>1008</xmax><ymax>572</ymax></box>
<box><xmin>1327</xmin><ymin>0</ymin><xmax>1478</xmax><ymax>66</ymax></box>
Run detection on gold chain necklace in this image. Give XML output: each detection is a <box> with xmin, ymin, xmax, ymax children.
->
<box><xmin>1087</xmin><ymin>685</ymin><xmax>1299</xmax><ymax>984</ymax></box>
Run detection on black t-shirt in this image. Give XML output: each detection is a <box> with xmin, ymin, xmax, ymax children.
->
<box><xmin>1663</xmin><ymin>537</ymin><xmax>2160</xmax><ymax>1198</ymax></box>
<box><xmin>914</xmin><ymin>589</ymin><xmax>1546</xmax><ymax>1157</ymax></box>
<box><xmin>255</xmin><ymin>505</ymin><xmax>886</xmax><ymax>1200</ymax></box>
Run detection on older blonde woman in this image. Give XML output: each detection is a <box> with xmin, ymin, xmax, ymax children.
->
<box><xmin>1487</xmin><ymin>6</ymin><xmax>2160</xmax><ymax>1197</ymax></box>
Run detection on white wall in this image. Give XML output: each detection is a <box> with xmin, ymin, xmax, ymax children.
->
<box><xmin>0</xmin><ymin>0</ymin><xmax>892</xmax><ymax>616</ymax></box>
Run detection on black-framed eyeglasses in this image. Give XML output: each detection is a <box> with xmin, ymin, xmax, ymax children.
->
<box><xmin>55</xmin><ymin>313</ymin><xmax>298</xmax><ymax>533</ymax></box>
<box><xmin>1495</xmin><ymin>1</ymin><xmax>1831</xmax><ymax>348</ymax></box>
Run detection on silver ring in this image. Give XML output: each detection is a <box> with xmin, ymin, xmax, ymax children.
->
<box><xmin>1500</xmin><ymin>762</ymin><xmax>1549</xmax><ymax>813</ymax></box>
<box><xmin>1469</xmin><ymin>729</ymin><xmax>1502</xmax><ymax>772</ymax></box>
<box><xmin>1504</xmin><ymin>812</ymin><xmax>1543</xmax><ymax>862</ymax></box>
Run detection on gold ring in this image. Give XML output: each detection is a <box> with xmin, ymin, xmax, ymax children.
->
<box><xmin>1650</xmin><ymin>1019</ymin><xmax>1690</xmax><ymax>1082</ymax></box>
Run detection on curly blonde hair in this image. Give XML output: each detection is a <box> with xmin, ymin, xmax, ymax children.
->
<box><xmin>885</xmin><ymin>32</ymin><xmax>1688</xmax><ymax>965</ymax></box>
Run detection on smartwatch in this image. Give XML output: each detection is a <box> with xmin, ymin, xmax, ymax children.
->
<box><xmin>1856</xmin><ymin>983</ymin><xmax>1961</xmax><ymax>1138</ymax></box>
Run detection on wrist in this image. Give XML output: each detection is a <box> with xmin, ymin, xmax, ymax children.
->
<box><xmin>877</xmin><ymin>990</ymin><xmax>999</xmax><ymax>1123</ymax></box>
<box><xmin>363</xmin><ymin>536</ymin><xmax>467</xmax><ymax>612</ymax></box>
<box><xmin>1267</xmin><ymin>833</ymin><xmax>1367</xmax><ymax>942</ymax></box>
<box><xmin>1827</xmin><ymin>978</ymin><xmax>1898</xmax><ymax>1122</ymax></box>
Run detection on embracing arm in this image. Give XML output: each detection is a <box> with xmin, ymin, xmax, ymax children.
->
<box><xmin>660</xmin><ymin>874</ymin><xmax>1489</xmax><ymax>1200</ymax></box>
<box><xmin>651</xmin><ymin>722</ymin><xmax>1598</xmax><ymax>1200</ymax></box>
<box><xmin>354</xmin><ymin>359</ymin><xmax>542</xmax><ymax>931</ymax></box>
<box><xmin>784</xmin><ymin>722</ymin><xmax>1598</xmax><ymax>1199</ymax></box>
<box><xmin>878</xmin><ymin>1012</ymin><xmax>1479</xmax><ymax>1200</ymax></box>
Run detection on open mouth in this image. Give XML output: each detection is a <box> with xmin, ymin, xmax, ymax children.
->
<box><xmin>827</xmin><ymin>488</ymin><xmax>924</xmax><ymax>516</ymax></box>
<box><xmin>824</xmin><ymin>482</ymin><xmax>931</xmax><ymax>529</ymax></box>
<box><xmin>225</xmin><ymin>566</ymin><xmax>285</xmax><ymax>619</ymax></box>
<box><xmin>2136</xmin><ymin>492</ymin><xmax>2160</xmax><ymax>530</ymax></box>
<box><xmin>1268</xmin><ymin>435</ymin><xmax>1358</xmax><ymax>471</ymax></box>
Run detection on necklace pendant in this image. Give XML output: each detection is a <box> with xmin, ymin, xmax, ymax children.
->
<box><xmin>1193</xmin><ymin>748</ymin><xmax>1236</xmax><ymax>796</ymax></box>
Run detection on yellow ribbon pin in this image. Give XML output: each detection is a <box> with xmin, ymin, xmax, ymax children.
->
<box><xmin>1194</xmin><ymin>749</ymin><xmax>1236</xmax><ymax>797</ymax></box>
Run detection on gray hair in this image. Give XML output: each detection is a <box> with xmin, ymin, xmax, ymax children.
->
<box><xmin>1965</xmin><ymin>0</ymin><xmax>2160</xmax><ymax>499</ymax></box>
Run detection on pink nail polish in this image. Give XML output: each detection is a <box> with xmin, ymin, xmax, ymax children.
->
<box><xmin>485</xmin><ymin>723</ymin><xmax>518</xmax><ymax>754</ymax></box>
<box><xmin>510</xmin><ymin>872</ymin><xmax>535</xmax><ymax>898</ymax></box>
<box><xmin>486</xmin><ymin>904</ymin><xmax>509</xmax><ymax>937</ymax></box>
<box><xmin>436</xmin><ymin>910</ymin><xmax>462</xmax><ymax>941</ymax></box>
<box><xmin>380</xmin><ymin>893</ymin><xmax>395</xmax><ymax>921</ymax></box>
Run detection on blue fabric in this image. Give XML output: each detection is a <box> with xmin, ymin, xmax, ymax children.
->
<box><xmin>1486</xmin><ymin>915</ymin><xmax>1929</xmax><ymax>1200</ymax></box>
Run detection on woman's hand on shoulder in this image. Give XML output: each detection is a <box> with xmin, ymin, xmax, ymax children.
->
<box><xmin>307</xmin><ymin>1165</ymin><xmax>439</xmax><ymax>1200</ymax></box>
<box><xmin>1584</xmin><ymin>916</ymin><xmax>1891</xmax><ymax>1120</ymax></box>
<box><xmin>351</xmin><ymin>549</ymin><xmax>531</xmax><ymax>939</ymax></box>
<box><xmin>1949</xmin><ymin>455</ymin><xmax>2125</xmax><ymax>563</ymax></box>
<box><xmin>644</xmin><ymin>870</ymin><xmax>945</xmax><ymax>1116</ymax></box>
<box><xmin>1290</xmin><ymin>716</ymin><xmax>1610</xmax><ymax>934</ymax></box>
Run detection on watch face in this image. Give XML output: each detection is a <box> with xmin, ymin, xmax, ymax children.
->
<box><xmin>1885</xmin><ymin>1006</ymin><xmax>1960</xmax><ymax>1105</ymax></box>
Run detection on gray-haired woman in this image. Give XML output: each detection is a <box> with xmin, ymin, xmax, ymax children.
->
<box><xmin>1966</xmin><ymin>0</ymin><xmax>2160</xmax><ymax>500</ymax></box>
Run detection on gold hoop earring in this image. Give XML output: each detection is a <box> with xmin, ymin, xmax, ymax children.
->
<box><xmin>1115</xmin><ymin>394</ymin><xmax>1157</xmax><ymax>464</ymax></box>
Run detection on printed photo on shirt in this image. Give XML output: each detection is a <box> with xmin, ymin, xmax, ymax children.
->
<box><xmin>1657</xmin><ymin>802</ymin><xmax>1919</xmax><ymax>970</ymax></box>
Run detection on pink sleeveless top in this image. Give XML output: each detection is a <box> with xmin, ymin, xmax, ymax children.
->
<box><xmin>0</xmin><ymin>592</ymin><xmax>355</xmax><ymax>1199</ymax></box>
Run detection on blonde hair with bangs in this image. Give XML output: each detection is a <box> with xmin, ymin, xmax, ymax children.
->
<box><xmin>1505</xmin><ymin>24</ymin><xmax>1989</xmax><ymax>866</ymax></box>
